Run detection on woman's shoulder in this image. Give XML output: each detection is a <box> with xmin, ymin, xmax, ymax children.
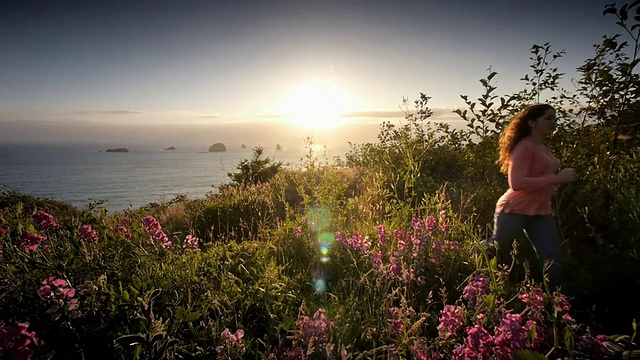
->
<box><xmin>513</xmin><ymin>138</ymin><xmax>537</xmax><ymax>153</ymax></box>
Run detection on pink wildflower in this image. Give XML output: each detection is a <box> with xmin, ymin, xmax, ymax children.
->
<box><xmin>438</xmin><ymin>305</ymin><xmax>464</xmax><ymax>337</ymax></box>
<box><xmin>39</xmin><ymin>276</ymin><xmax>80</xmax><ymax>321</ymax></box>
<box><xmin>493</xmin><ymin>313</ymin><xmax>526</xmax><ymax>358</ymax></box>
<box><xmin>295</xmin><ymin>226</ymin><xmax>302</xmax><ymax>238</ymax></box>
<box><xmin>78</xmin><ymin>225</ymin><xmax>99</xmax><ymax>243</ymax></box>
<box><xmin>297</xmin><ymin>308</ymin><xmax>332</xmax><ymax>345</ymax></box>
<box><xmin>20</xmin><ymin>232</ymin><xmax>47</xmax><ymax>253</ymax></box>
<box><xmin>425</xmin><ymin>216</ymin><xmax>438</xmax><ymax>232</ymax></box>
<box><xmin>142</xmin><ymin>216</ymin><xmax>173</xmax><ymax>251</ymax></box>
<box><xmin>377</xmin><ymin>225</ymin><xmax>386</xmax><ymax>247</ymax></box>
<box><xmin>463</xmin><ymin>273</ymin><xmax>490</xmax><ymax>305</ymax></box>
<box><xmin>0</xmin><ymin>321</ymin><xmax>43</xmax><ymax>360</ymax></box>
<box><xmin>114</xmin><ymin>225</ymin><xmax>132</xmax><ymax>239</ymax></box>
<box><xmin>388</xmin><ymin>307</ymin><xmax>404</xmax><ymax>337</ymax></box>
<box><xmin>183</xmin><ymin>235</ymin><xmax>200</xmax><ymax>251</ymax></box>
<box><xmin>518</xmin><ymin>285</ymin><xmax>545</xmax><ymax>313</ymax></box>
<box><xmin>39</xmin><ymin>276</ymin><xmax>75</xmax><ymax>300</ymax></box>
<box><xmin>231</xmin><ymin>329</ymin><xmax>244</xmax><ymax>343</ymax></box>
<box><xmin>0</xmin><ymin>228</ymin><xmax>7</xmax><ymax>235</ymax></box>
<box><xmin>32</xmin><ymin>210</ymin><xmax>59</xmax><ymax>230</ymax></box>
<box><xmin>452</xmin><ymin>324</ymin><xmax>494</xmax><ymax>360</ymax></box>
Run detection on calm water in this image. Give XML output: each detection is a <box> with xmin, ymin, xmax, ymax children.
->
<box><xmin>0</xmin><ymin>144</ymin><xmax>328</xmax><ymax>211</ymax></box>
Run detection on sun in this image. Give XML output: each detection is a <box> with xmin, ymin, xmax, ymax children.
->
<box><xmin>277</xmin><ymin>80</ymin><xmax>354</xmax><ymax>130</ymax></box>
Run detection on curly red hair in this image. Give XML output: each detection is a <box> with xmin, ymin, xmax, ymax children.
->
<box><xmin>497</xmin><ymin>104</ymin><xmax>554</xmax><ymax>174</ymax></box>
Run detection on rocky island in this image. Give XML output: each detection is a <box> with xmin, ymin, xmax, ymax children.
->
<box><xmin>105</xmin><ymin>148</ymin><xmax>129</xmax><ymax>153</ymax></box>
<box><xmin>209</xmin><ymin>143</ymin><xmax>227</xmax><ymax>152</ymax></box>
<box><xmin>164</xmin><ymin>146</ymin><xmax>176</xmax><ymax>150</ymax></box>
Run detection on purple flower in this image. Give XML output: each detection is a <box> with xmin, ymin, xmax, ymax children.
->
<box><xmin>518</xmin><ymin>285</ymin><xmax>545</xmax><ymax>313</ymax></box>
<box><xmin>78</xmin><ymin>224</ymin><xmax>99</xmax><ymax>243</ymax></box>
<box><xmin>183</xmin><ymin>235</ymin><xmax>200</xmax><ymax>251</ymax></box>
<box><xmin>20</xmin><ymin>232</ymin><xmax>47</xmax><ymax>252</ymax></box>
<box><xmin>297</xmin><ymin>308</ymin><xmax>332</xmax><ymax>345</ymax></box>
<box><xmin>377</xmin><ymin>225</ymin><xmax>386</xmax><ymax>247</ymax></box>
<box><xmin>463</xmin><ymin>273</ymin><xmax>490</xmax><ymax>305</ymax></box>
<box><xmin>114</xmin><ymin>224</ymin><xmax>131</xmax><ymax>239</ymax></box>
<box><xmin>0</xmin><ymin>321</ymin><xmax>43</xmax><ymax>360</ymax></box>
<box><xmin>438</xmin><ymin>305</ymin><xmax>464</xmax><ymax>337</ymax></box>
<box><xmin>493</xmin><ymin>313</ymin><xmax>526</xmax><ymax>358</ymax></box>
<box><xmin>142</xmin><ymin>216</ymin><xmax>173</xmax><ymax>251</ymax></box>
<box><xmin>32</xmin><ymin>210</ymin><xmax>59</xmax><ymax>230</ymax></box>
<box><xmin>425</xmin><ymin>216</ymin><xmax>438</xmax><ymax>232</ymax></box>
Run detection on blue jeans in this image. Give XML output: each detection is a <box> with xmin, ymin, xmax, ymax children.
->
<box><xmin>489</xmin><ymin>212</ymin><xmax>567</xmax><ymax>292</ymax></box>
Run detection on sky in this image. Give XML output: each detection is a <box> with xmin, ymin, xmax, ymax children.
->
<box><xmin>0</xmin><ymin>0</ymin><xmax>623</xmax><ymax>151</ymax></box>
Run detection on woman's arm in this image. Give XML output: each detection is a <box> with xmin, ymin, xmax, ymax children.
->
<box><xmin>508</xmin><ymin>142</ymin><xmax>558</xmax><ymax>191</ymax></box>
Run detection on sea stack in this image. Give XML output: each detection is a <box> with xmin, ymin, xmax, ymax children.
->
<box><xmin>209</xmin><ymin>143</ymin><xmax>227</xmax><ymax>152</ymax></box>
<box><xmin>105</xmin><ymin>148</ymin><xmax>129</xmax><ymax>153</ymax></box>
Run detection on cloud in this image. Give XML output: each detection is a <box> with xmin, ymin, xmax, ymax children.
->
<box><xmin>75</xmin><ymin>110</ymin><xmax>145</xmax><ymax>115</ymax></box>
<box><xmin>199</xmin><ymin>115</ymin><xmax>220</xmax><ymax>118</ymax></box>
<box><xmin>340</xmin><ymin>110</ymin><xmax>406</xmax><ymax>118</ymax></box>
<box><xmin>254</xmin><ymin>114</ymin><xmax>293</xmax><ymax>119</ymax></box>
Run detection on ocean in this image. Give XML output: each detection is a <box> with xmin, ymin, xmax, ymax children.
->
<box><xmin>0</xmin><ymin>144</ymin><xmax>343</xmax><ymax>211</ymax></box>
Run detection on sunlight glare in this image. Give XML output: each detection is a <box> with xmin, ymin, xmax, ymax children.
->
<box><xmin>278</xmin><ymin>80</ymin><xmax>353</xmax><ymax>129</ymax></box>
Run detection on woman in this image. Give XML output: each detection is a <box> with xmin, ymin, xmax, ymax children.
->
<box><xmin>490</xmin><ymin>104</ymin><xmax>575</xmax><ymax>292</ymax></box>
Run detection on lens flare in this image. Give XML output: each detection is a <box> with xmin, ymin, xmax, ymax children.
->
<box><xmin>318</xmin><ymin>232</ymin><xmax>335</xmax><ymax>245</ymax></box>
<box><xmin>315</xmin><ymin>278</ymin><xmax>327</xmax><ymax>294</ymax></box>
<box><xmin>307</xmin><ymin>207</ymin><xmax>332</xmax><ymax>232</ymax></box>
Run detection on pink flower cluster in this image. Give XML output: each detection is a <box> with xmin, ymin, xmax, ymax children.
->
<box><xmin>38</xmin><ymin>276</ymin><xmax>80</xmax><ymax>321</ymax></box>
<box><xmin>337</xmin><ymin>218</ymin><xmax>461</xmax><ymax>286</ymax></box>
<box><xmin>32</xmin><ymin>210</ymin><xmax>58</xmax><ymax>230</ymax></box>
<box><xmin>183</xmin><ymin>235</ymin><xmax>200</xmax><ymax>251</ymax></box>
<box><xmin>114</xmin><ymin>217</ymin><xmax>132</xmax><ymax>239</ymax></box>
<box><xmin>518</xmin><ymin>285</ymin><xmax>545</xmax><ymax>313</ymax></box>
<box><xmin>462</xmin><ymin>273</ymin><xmax>490</xmax><ymax>305</ymax></box>
<box><xmin>335</xmin><ymin>231</ymin><xmax>371</xmax><ymax>253</ymax></box>
<box><xmin>216</xmin><ymin>328</ymin><xmax>244</xmax><ymax>355</ymax></box>
<box><xmin>388</xmin><ymin>307</ymin><xmax>405</xmax><ymax>338</ymax></box>
<box><xmin>296</xmin><ymin>308</ymin><xmax>332</xmax><ymax>345</ymax></box>
<box><xmin>221</xmin><ymin>328</ymin><xmax>244</xmax><ymax>343</ymax></box>
<box><xmin>438</xmin><ymin>305</ymin><xmax>464</xmax><ymax>337</ymax></box>
<box><xmin>449</xmin><ymin>312</ymin><xmax>540</xmax><ymax>359</ymax></box>
<box><xmin>142</xmin><ymin>216</ymin><xmax>173</xmax><ymax>251</ymax></box>
<box><xmin>77</xmin><ymin>224</ymin><xmax>99</xmax><ymax>243</ymax></box>
<box><xmin>452</xmin><ymin>323</ymin><xmax>494</xmax><ymax>359</ymax></box>
<box><xmin>0</xmin><ymin>321</ymin><xmax>42</xmax><ymax>360</ymax></box>
<box><xmin>20</xmin><ymin>232</ymin><xmax>47</xmax><ymax>253</ymax></box>
<box><xmin>492</xmin><ymin>313</ymin><xmax>527</xmax><ymax>358</ymax></box>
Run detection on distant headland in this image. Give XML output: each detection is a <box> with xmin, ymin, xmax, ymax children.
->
<box><xmin>105</xmin><ymin>148</ymin><xmax>129</xmax><ymax>153</ymax></box>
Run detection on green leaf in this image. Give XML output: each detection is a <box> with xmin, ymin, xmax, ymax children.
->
<box><xmin>184</xmin><ymin>312</ymin><xmax>201</xmax><ymax>323</ymax></box>
<box><xmin>564</xmin><ymin>329</ymin><xmax>575</xmax><ymax>351</ymax></box>
<box><xmin>512</xmin><ymin>349</ymin><xmax>548</xmax><ymax>360</ymax></box>
<box><xmin>133</xmin><ymin>345</ymin><xmax>143</xmax><ymax>359</ymax></box>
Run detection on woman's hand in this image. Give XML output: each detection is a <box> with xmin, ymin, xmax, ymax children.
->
<box><xmin>556</xmin><ymin>168</ymin><xmax>576</xmax><ymax>184</ymax></box>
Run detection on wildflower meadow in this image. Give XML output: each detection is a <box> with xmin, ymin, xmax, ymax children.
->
<box><xmin>1</xmin><ymin>2</ymin><xmax>640</xmax><ymax>359</ymax></box>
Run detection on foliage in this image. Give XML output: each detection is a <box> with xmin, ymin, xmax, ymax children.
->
<box><xmin>227</xmin><ymin>146</ymin><xmax>283</xmax><ymax>185</ymax></box>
